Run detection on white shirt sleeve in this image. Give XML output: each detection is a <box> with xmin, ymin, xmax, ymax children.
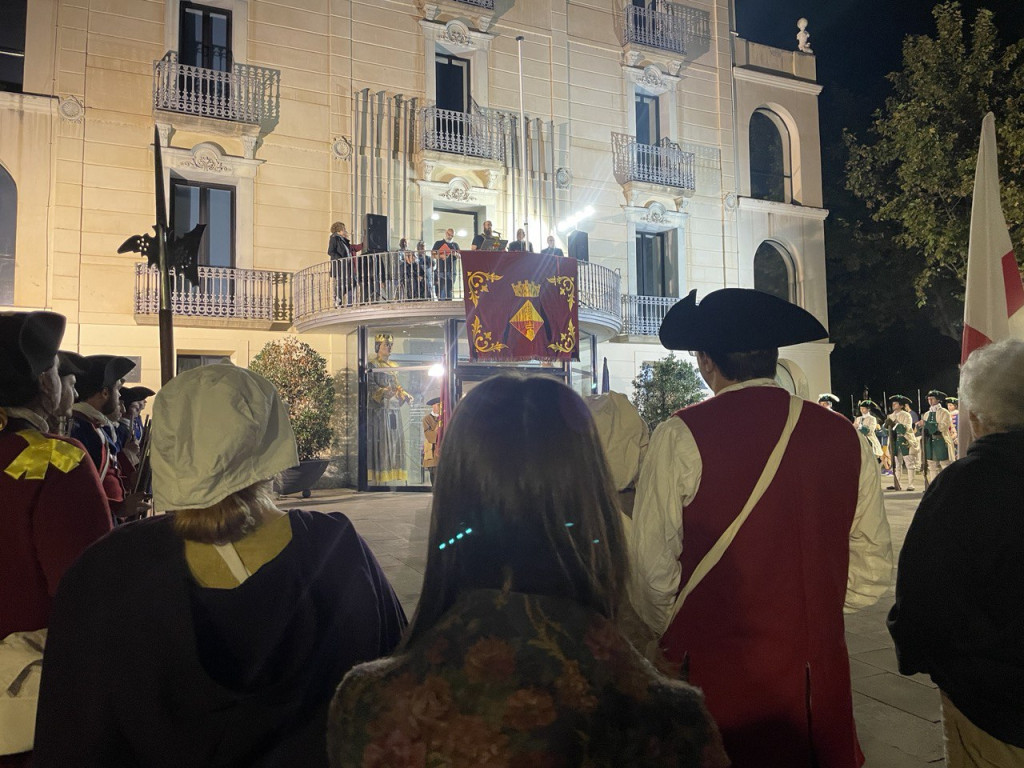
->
<box><xmin>845</xmin><ymin>433</ymin><xmax>894</xmax><ymax>612</ymax></box>
<box><xmin>628</xmin><ymin>417</ymin><xmax>702</xmax><ymax>634</ymax></box>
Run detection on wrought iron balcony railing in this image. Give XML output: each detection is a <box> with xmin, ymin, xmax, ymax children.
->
<box><xmin>135</xmin><ymin>263</ymin><xmax>292</xmax><ymax>322</ymax></box>
<box><xmin>420</xmin><ymin>105</ymin><xmax>506</xmax><ymax>162</ymax></box>
<box><xmin>624</xmin><ymin>2</ymin><xmax>712</xmax><ymax>56</ymax></box>
<box><xmin>292</xmin><ymin>251</ymin><xmax>622</xmax><ymax>328</ymax></box>
<box><xmin>622</xmin><ymin>294</ymin><xmax>678</xmax><ymax>336</ymax></box>
<box><xmin>612</xmin><ymin>134</ymin><xmax>696</xmax><ymax>191</ymax></box>
<box><xmin>453</xmin><ymin>0</ymin><xmax>494</xmax><ymax>7</ymax></box>
<box><xmin>153</xmin><ymin>51</ymin><xmax>280</xmax><ymax>125</ymax></box>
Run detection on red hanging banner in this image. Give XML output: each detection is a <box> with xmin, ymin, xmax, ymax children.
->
<box><xmin>460</xmin><ymin>251</ymin><xmax>579</xmax><ymax>362</ymax></box>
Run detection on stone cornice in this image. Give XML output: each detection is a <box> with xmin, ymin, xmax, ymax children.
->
<box><xmin>733</xmin><ymin>66</ymin><xmax>823</xmax><ymax>96</ymax></box>
<box><xmin>738</xmin><ymin>197</ymin><xmax>828</xmax><ymax>221</ymax></box>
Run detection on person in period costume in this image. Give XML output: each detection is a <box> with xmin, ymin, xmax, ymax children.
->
<box><xmin>630</xmin><ymin>288</ymin><xmax>892</xmax><ymax>768</ymax></box>
<box><xmin>0</xmin><ymin>312</ymin><xmax>111</xmax><ymax>767</ymax></box>
<box><xmin>366</xmin><ymin>334</ymin><xmax>412</xmax><ymax>485</ymax></box>
<box><xmin>46</xmin><ymin>350</ymin><xmax>87</xmax><ymax>435</ymax></box>
<box><xmin>885</xmin><ymin>395</ymin><xmax>918</xmax><ymax>491</ymax></box>
<box><xmin>854</xmin><ymin>399</ymin><xmax>883</xmax><ymax>462</ymax></box>
<box><xmin>116</xmin><ymin>385</ymin><xmax>155</xmax><ymax>482</ymax></box>
<box><xmin>818</xmin><ymin>392</ymin><xmax>840</xmax><ymax>410</ymax></box>
<box><xmin>35</xmin><ymin>364</ymin><xmax>406</xmax><ymax>768</ymax></box>
<box><xmin>430</xmin><ymin>228</ymin><xmax>460</xmax><ymax>300</ymax></box>
<box><xmin>71</xmin><ymin>355</ymin><xmax>151</xmax><ymax>523</ymax></box>
<box><xmin>421</xmin><ymin>396</ymin><xmax>441</xmax><ymax>485</ymax></box>
<box><xmin>888</xmin><ymin>339</ymin><xmax>1024</xmax><ymax>766</ymax></box>
<box><xmin>916</xmin><ymin>389</ymin><xmax>956</xmax><ymax>483</ymax></box>
<box><xmin>946</xmin><ymin>397</ymin><xmax>960</xmax><ymax>458</ymax></box>
<box><xmin>506</xmin><ymin>227</ymin><xmax>533</xmax><ymax>252</ymax></box>
<box><xmin>327</xmin><ymin>221</ymin><xmax>363</xmax><ymax>306</ymax></box>
<box><xmin>329</xmin><ymin>375</ymin><xmax>729</xmax><ymax>768</ymax></box>
<box><xmin>540</xmin><ymin>235</ymin><xmax>565</xmax><ymax>257</ymax></box>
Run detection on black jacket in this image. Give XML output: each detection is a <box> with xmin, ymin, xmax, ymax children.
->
<box><xmin>888</xmin><ymin>430</ymin><xmax>1024</xmax><ymax>746</ymax></box>
<box><xmin>35</xmin><ymin>510</ymin><xmax>406</xmax><ymax>767</ymax></box>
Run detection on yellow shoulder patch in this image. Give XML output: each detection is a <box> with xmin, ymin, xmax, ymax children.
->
<box><xmin>4</xmin><ymin>430</ymin><xmax>87</xmax><ymax>480</ymax></box>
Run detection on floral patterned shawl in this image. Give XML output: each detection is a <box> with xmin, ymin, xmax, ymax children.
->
<box><xmin>329</xmin><ymin>589</ymin><xmax>728</xmax><ymax>768</ymax></box>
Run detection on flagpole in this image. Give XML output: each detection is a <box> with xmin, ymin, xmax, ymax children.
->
<box><xmin>153</xmin><ymin>127</ymin><xmax>174</xmax><ymax>385</ymax></box>
<box><xmin>516</xmin><ymin>35</ymin><xmax>529</xmax><ymax>250</ymax></box>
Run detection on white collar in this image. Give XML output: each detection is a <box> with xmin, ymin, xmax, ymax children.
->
<box><xmin>3</xmin><ymin>406</ymin><xmax>50</xmax><ymax>432</ymax></box>
<box><xmin>73</xmin><ymin>401</ymin><xmax>117</xmax><ymax>427</ymax></box>
<box><xmin>715</xmin><ymin>377</ymin><xmax>780</xmax><ymax>396</ymax></box>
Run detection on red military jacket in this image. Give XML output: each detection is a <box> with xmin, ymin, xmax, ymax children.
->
<box><xmin>0</xmin><ymin>424</ymin><xmax>111</xmax><ymax>639</ymax></box>
<box><xmin>660</xmin><ymin>387</ymin><xmax>866</xmax><ymax>768</ymax></box>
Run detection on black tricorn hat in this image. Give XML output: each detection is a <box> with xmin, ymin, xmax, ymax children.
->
<box><xmin>120</xmin><ymin>385</ymin><xmax>156</xmax><ymax>405</ymax></box>
<box><xmin>858</xmin><ymin>399</ymin><xmax>878</xmax><ymax>410</ymax></box>
<box><xmin>927</xmin><ymin>389</ymin><xmax>948</xmax><ymax>403</ymax></box>
<box><xmin>817</xmin><ymin>393</ymin><xmax>840</xmax><ymax>404</ymax></box>
<box><xmin>77</xmin><ymin>355</ymin><xmax>136</xmax><ymax>395</ymax></box>
<box><xmin>0</xmin><ymin>311</ymin><xmax>66</xmax><ymax>380</ymax></box>
<box><xmin>57</xmin><ymin>350</ymin><xmax>87</xmax><ymax>377</ymax></box>
<box><xmin>889</xmin><ymin>394</ymin><xmax>912</xmax><ymax>406</ymax></box>
<box><xmin>426</xmin><ymin>397</ymin><xmax>441</xmax><ymax>406</ymax></box>
<box><xmin>659</xmin><ymin>289</ymin><xmax>828</xmax><ymax>352</ymax></box>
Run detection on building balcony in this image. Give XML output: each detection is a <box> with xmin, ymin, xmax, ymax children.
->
<box><xmin>612</xmin><ymin>134</ymin><xmax>696</xmax><ymax>193</ymax></box>
<box><xmin>620</xmin><ymin>294</ymin><xmax>678</xmax><ymax>337</ymax></box>
<box><xmin>153</xmin><ymin>51</ymin><xmax>280</xmax><ymax>131</ymax></box>
<box><xmin>452</xmin><ymin>0</ymin><xmax>493</xmax><ymax>8</ymax></box>
<box><xmin>623</xmin><ymin>2</ymin><xmax>712</xmax><ymax>59</ymax></box>
<box><xmin>420</xmin><ymin>105</ymin><xmax>507</xmax><ymax>163</ymax></box>
<box><xmin>134</xmin><ymin>263</ymin><xmax>292</xmax><ymax>329</ymax></box>
<box><xmin>292</xmin><ymin>252</ymin><xmax>623</xmax><ymax>340</ymax></box>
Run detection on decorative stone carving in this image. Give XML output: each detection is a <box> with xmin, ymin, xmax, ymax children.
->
<box><xmin>240</xmin><ymin>135</ymin><xmax>259</xmax><ymax>160</ymax></box>
<box><xmin>155</xmin><ymin>123</ymin><xmax>174</xmax><ymax>148</ymax></box>
<box><xmin>422</xmin><ymin>160</ymin><xmax>436</xmax><ymax>180</ymax></box>
<box><xmin>487</xmin><ymin>169</ymin><xmax>503</xmax><ymax>189</ymax></box>
<box><xmin>797</xmin><ymin>18</ymin><xmax>812</xmax><ymax>53</ymax></box>
<box><xmin>331</xmin><ymin>136</ymin><xmax>353</xmax><ymax>161</ymax></box>
<box><xmin>639</xmin><ymin>66</ymin><xmax>664</xmax><ymax>90</ymax></box>
<box><xmin>555</xmin><ymin>167</ymin><xmax>572</xmax><ymax>190</ymax></box>
<box><xmin>724</xmin><ymin>192</ymin><xmax>738</xmax><ymax>210</ymax></box>
<box><xmin>642</xmin><ymin>201</ymin><xmax>668</xmax><ymax>225</ymax></box>
<box><xmin>441</xmin><ymin>20</ymin><xmax>472</xmax><ymax>49</ymax></box>
<box><xmin>181</xmin><ymin>143</ymin><xmax>228</xmax><ymax>173</ymax></box>
<box><xmin>623</xmin><ymin>50</ymin><xmax>643</xmax><ymax>68</ymax></box>
<box><xmin>440</xmin><ymin>177</ymin><xmax>475</xmax><ymax>202</ymax></box>
<box><xmin>58</xmin><ymin>95</ymin><xmax>84</xmax><ymax>123</ymax></box>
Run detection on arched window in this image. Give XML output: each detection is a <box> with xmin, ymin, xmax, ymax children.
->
<box><xmin>749</xmin><ymin>109</ymin><xmax>791</xmax><ymax>203</ymax></box>
<box><xmin>754</xmin><ymin>241</ymin><xmax>793</xmax><ymax>302</ymax></box>
<box><xmin>0</xmin><ymin>165</ymin><xmax>16</xmax><ymax>305</ymax></box>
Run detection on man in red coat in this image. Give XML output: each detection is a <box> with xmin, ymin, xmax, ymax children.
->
<box><xmin>630</xmin><ymin>289</ymin><xmax>892</xmax><ymax>768</ymax></box>
<box><xmin>0</xmin><ymin>311</ymin><xmax>111</xmax><ymax>766</ymax></box>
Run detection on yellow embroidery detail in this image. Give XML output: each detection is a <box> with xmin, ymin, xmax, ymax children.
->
<box><xmin>465</xmin><ymin>271</ymin><xmax>503</xmax><ymax>307</ymax></box>
<box><xmin>547</xmin><ymin>319</ymin><xmax>577</xmax><ymax>355</ymax></box>
<box><xmin>547</xmin><ymin>275</ymin><xmax>576</xmax><ymax>312</ymax></box>
<box><xmin>471</xmin><ymin>316</ymin><xmax>508</xmax><ymax>354</ymax></box>
<box><xmin>5</xmin><ymin>430</ymin><xmax>86</xmax><ymax>481</ymax></box>
<box><xmin>510</xmin><ymin>300</ymin><xmax>545</xmax><ymax>341</ymax></box>
<box><xmin>511</xmin><ymin>280</ymin><xmax>541</xmax><ymax>298</ymax></box>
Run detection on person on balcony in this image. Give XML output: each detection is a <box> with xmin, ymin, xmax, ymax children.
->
<box><xmin>540</xmin><ymin>235</ymin><xmax>565</xmax><ymax>257</ymax></box>
<box><xmin>470</xmin><ymin>220</ymin><xmax>500</xmax><ymax>251</ymax></box>
<box><xmin>417</xmin><ymin>240</ymin><xmax>437</xmax><ymax>301</ymax></box>
<box><xmin>328</xmin><ymin>222</ymin><xmax>362</xmax><ymax>307</ymax></box>
<box><xmin>506</xmin><ymin>228</ymin><xmax>533</xmax><ymax>253</ymax></box>
<box><xmin>430</xmin><ymin>228</ymin><xmax>460</xmax><ymax>300</ymax></box>
<box><xmin>398</xmin><ymin>238</ymin><xmax>425</xmax><ymax>300</ymax></box>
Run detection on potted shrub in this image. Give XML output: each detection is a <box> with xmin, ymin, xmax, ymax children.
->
<box><xmin>249</xmin><ymin>337</ymin><xmax>335</xmax><ymax>497</ymax></box>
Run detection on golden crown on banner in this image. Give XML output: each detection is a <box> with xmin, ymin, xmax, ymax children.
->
<box><xmin>511</xmin><ymin>280</ymin><xmax>541</xmax><ymax>298</ymax></box>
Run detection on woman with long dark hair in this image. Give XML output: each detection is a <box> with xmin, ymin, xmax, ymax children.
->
<box><xmin>328</xmin><ymin>374</ymin><xmax>726</xmax><ymax>767</ymax></box>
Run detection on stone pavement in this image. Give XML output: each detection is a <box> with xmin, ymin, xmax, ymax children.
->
<box><xmin>281</xmin><ymin>479</ymin><xmax>942</xmax><ymax>766</ymax></box>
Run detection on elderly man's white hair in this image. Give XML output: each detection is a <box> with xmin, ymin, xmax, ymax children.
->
<box><xmin>960</xmin><ymin>338</ymin><xmax>1024</xmax><ymax>433</ymax></box>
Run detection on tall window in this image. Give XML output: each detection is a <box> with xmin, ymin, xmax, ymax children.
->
<box><xmin>171</xmin><ymin>178</ymin><xmax>235</xmax><ymax>268</ymax></box>
<box><xmin>636</xmin><ymin>231</ymin><xmax>676</xmax><ymax>297</ymax></box>
<box><xmin>179</xmin><ymin>2</ymin><xmax>232</xmax><ymax>71</ymax></box>
<box><xmin>0</xmin><ymin>0</ymin><xmax>26</xmax><ymax>92</ymax></box>
<box><xmin>176</xmin><ymin>353</ymin><xmax>230</xmax><ymax>375</ymax></box>
<box><xmin>749</xmin><ymin>109</ymin><xmax>791</xmax><ymax>203</ymax></box>
<box><xmin>435</xmin><ymin>53</ymin><xmax>470</xmax><ymax>113</ymax></box>
<box><xmin>635</xmin><ymin>93</ymin><xmax>660</xmax><ymax>146</ymax></box>
<box><xmin>0</xmin><ymin>165</ymin><xmax>15</xmax><ymax>304</ymax></box>
<box><xmin>754</xmin><ymin>241</ymin><xmax>793</xmax><ymax>302</ymax></box>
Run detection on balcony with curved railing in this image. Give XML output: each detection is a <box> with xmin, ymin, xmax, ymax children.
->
<box><xmin>292</xmin><ymin>251</ymin><xmax>622</xmax><ymax>339</ymax></box>
<box><xmin>621</xmin><ymin>294</ymin><xmax>678</xmax><ymax>337</ymax></box>
<box><xmin>153</xmin><ymin>51</ymin><xmax>280</xmax><ymax>126</ymax></box>
<box><xmin>612</xmin><ymin>133</ymin><xmax>696</xmax><ymax>192</ymax></box>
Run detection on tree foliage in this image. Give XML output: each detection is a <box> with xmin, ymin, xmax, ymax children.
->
<box><xmin>630</xmin><ymin>354</ymin><xmax>706</xmax><ymax>430</ymax></box>
<box><xmin>844</xmin><ymin>2</ymin><xmax>1024</xmax><ymax>338</ymax></box>
<box><xmin>249</xmin><ymin>337</ymin><xmax>335</xmax><ymax>461</ymax></box>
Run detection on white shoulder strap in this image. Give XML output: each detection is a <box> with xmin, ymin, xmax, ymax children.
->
<box><xmin>665</xmin><ymin>394</ymin><xmax>804</xmax><ymax>626</ymax></box>
<box><xmin>212</xmin><ymin>542</ymin><xmax>252</xmax><ymax>585</ymax></box>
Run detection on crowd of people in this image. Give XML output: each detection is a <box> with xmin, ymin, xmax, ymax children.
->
<box><xmin>327</xmin><ymin>220</ymin><xmax>568</xmax><ymax>306</ymax></box>
<box><xmin>2</xmin><ymin>288</ymin><xmax>1022</xmax><ymax>768</ymax></box>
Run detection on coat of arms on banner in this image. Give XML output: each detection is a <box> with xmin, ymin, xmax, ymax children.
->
<box><xmin>460</xmin><ymin>251</ymin><xmax>580</xmax><ymax>362</ymax></box>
